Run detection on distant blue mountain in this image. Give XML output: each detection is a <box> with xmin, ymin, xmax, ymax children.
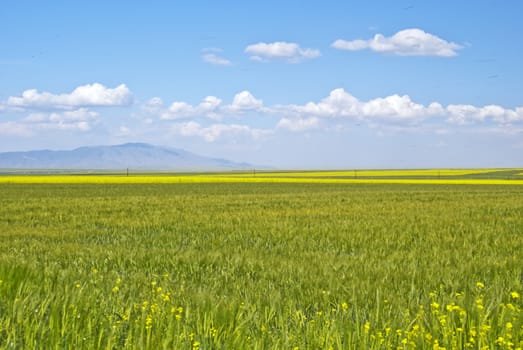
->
<box><xmin>0</xmin><ymin>143</ymin><xmax>256</xmax><ymax>170</ymax></box>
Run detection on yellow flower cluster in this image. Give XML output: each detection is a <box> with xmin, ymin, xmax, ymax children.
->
<box><xmin>362</xmin><ymin>284</ymin><xmax>523</xmax><ymax>349</ymax></box>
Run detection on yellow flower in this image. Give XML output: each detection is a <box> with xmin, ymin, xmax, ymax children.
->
<box><xmin>476</xmin><ymin>281</ymin><xmax>485</xmax><ymax>289</ymax></box>
<box><xmin>510</xmin><ymin>291</ymin><xmax>520</xmax><ymax>299</ymax></box>
<box><xmin>481</xmin><ymin>324</ymin><xmax>491</xmax><ymax>332</ymax></box>
<box><xmin>341</xmin><ymin>302</ymin><xmax>348</xmax><ymax>310</ymax></box>
<box><xmin>364</xmin><ymin>321</ymin><xmax>370</xmax><ymax>333</ymax></box>
<box><xmin>145</xmin><ymin>315</ymin><xmax>153</xmax><ymax>330</ymax></box>
<box><xmin>112</xmin><ymin>286</ymin><xmax>119</xmax><ymax>293</ymax></box>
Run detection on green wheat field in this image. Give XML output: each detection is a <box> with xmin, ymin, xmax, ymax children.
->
<box><xmin>1</xmin><ymin>169</ymin><xmax>523</xmax><ymax>349</ymax></box>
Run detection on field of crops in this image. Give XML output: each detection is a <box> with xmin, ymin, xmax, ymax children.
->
<box><xmin>1</xmin><ymin>177</ymin><xmax>523</xmax><ymax>349</ymax></box>
<box><xmin>1</xmin><ymin>168</ymin><xmax>523</xmax><ymax>185</ymax></box>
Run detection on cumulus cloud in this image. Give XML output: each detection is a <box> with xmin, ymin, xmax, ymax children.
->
<box><xmin>161</xmin><ymin>91</ymin><xmax>263</xmax><ymax>120</ymax></box>
<box><xmin>275</xmin><ymin>88</ymin><xmax>523</xmax><ymax>131</ymax></box>
<box><xmin>277</xmin><ymin>117</ymin><xmax>321</xmax><ymax>132</ymax></box>
<box><xmin>171</xmin><ymin>121</ymin><xmax>272</xmax><ymax>142</ymax></box>
<box><xmin>202</xmin><ymin>53</ymin><xmax>232</xmax><ymax>66</ymax></box>
<box><xmin>7</xmin><ymin>83</ymin><xmax>133</xmax><ymax>109</ymax></box>
<box><xmin>332</xmin><ymin>28</ymin><xmax>462</xmax><ymax>57</ymax></box>
<box><xmin>161</xmin><ymin>96</ymin><xmax>223</xmax><ymax>120</ymax></box>
<box><xmin>156</xmin><ymin>88</ymin><xmax>523</xmax><ymax>137</ymax></box>
<box><xmin>446</xmin><ymin>104</ymin><xmax>523</xmax><ymax>125</ymax></box>
<box><xmin>24</xmin><ymin>108</ymin><xmax>99</xmax><ymax>123</ymax></box>
<box><xmin>228</xmin><ymin>91</ymin><xmax>263</xmax><ymax>111</ymax></box>
<box><xmin>21</xmin><ymin>108</ymin><xmax>99</xmax><ymax>131</ymax></box>
<box><xmin>280</xmin><ymin>88</ymin><xmax>443</xmax><ymax>123</ymax></box>
<box><xmin>245</xmin><ymin>41</ymin><xmax>320</xmax><ymax>63</ymax></box>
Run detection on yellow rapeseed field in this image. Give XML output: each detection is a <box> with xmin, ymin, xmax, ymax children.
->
<box><xmin>1</xmin><ymin>171</ymin><xmax>523</xmax><ymax>185</ymax></box>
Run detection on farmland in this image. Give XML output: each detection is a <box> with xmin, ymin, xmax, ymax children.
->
<box><xmin>1</xmin><ymin>172</ymin><xmax>523</xmax><ymax>349</ymax></box>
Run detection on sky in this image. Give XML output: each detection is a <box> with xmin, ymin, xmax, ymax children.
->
<box><xmin>1</xmin><ymin>0</ymin><xmax>522</xmax><ymax>169</ymax></box>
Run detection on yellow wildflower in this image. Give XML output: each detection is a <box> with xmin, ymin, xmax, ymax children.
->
<box><xmin>145</xmin><ymin>315</ymin><xmax>153</xmax><ymax>330</ymax></box>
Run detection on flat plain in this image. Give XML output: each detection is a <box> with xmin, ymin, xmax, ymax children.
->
<box><xmin>1</xmin><ymin>170</ymin><xmax>523</xmax><ymax>349</ymax></box>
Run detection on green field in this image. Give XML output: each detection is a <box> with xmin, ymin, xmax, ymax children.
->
<box><xmin>1</xmin><ymin>179</ymin><xmax>523</xmax><ymax>349</ymax></box>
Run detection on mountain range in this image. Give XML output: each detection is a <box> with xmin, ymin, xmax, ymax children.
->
<box><xmin>0</xmin><ymin>143</ymin><xmax>257</xmax><ymax>171</ymax></box>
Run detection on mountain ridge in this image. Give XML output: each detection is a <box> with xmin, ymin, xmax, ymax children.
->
<box><xmin>0</xmin><ymin>143</ymin><xmax>257</xmax><ymax>171</ymax></box>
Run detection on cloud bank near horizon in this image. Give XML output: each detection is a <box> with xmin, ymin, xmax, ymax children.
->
<box><xmin>1</xmin><ymin>83</ymin><xmax>522</xmax><ymax>142</ymax></box>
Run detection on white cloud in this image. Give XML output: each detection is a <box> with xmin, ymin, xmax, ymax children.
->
<box><xmin>277</xmin><ymin>117</ymin><xmax>321</xmax><ymax>132</ymax></box>
<box><xmin>171</xmin><ymin>121</ymin><xmax>272</xmax><ymax>142</ymax></box>
<box><xmin>332</xmin><ymin>28</ymin><xmax>462</xmax><ymax>57</ymax></box>
<box><xmin>228</xmin><ymin>91</ymin><xmax>263</xmax><ymax>112</ymax></box>
<box><xmin>156</xmin><ymin>88</ymin><xmax>523</xmax><ymax>136</ymax></box>
<box><xmin>24</xmin><ymin>108</ymin><xmax>99</xmax><ymax>123</ymax></box>
<box><xmin>0</xmin><ymin>121</ymin><xmax>33</xmax><ymax>136</ymax></box>
<box><xmin>280</xmin><ymin>88</ymin><xmax>442</xmax><ymax>123</ymax></box>
<box><xmin>7</xmin><ymin>83</ymin><xmax>133</xmax><ymax>109</ymax></box>
<box><xmin>142</xmin><ymin>97</ymin><xmax>163</xmax><ymax>114</ymax></box>
<box><xmin>200</xmin><ymin>96</ymin><xmax>222</xmax><ymax>112</ymax></box>
<box><xmin>161</xmin><ymin>91</ymin><xmax>262</xmax><ymax>120</ymax></box>
<box><xmin>19</xmin><ymin>108</ymin><xmax>99</xmax><ymax>132</ymax></box>
<box><xmin>245</xmin><ymin>41</ymin><xmax>320</xmax><ymax>63</ymax></box>
<box><xmin>446</xmin><ymin>104</ymin><xmax>523</xmax><ymax>125</ymax></box>
<box><xmin>202</xmin><ymin>53</ymin><xmax>232</xmax><ymax>66</ymax></box>
<box><xmin>277</xmin><ymin>89</ymin><xmax>523</xmax><ymax>131</ymax></box>
<box><xmin>161</xmin><ymin>96</ymin><xmax>223</xmax><ymax>120</ymax></box>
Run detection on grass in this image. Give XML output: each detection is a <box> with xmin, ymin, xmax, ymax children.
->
<box><xmin>1</xmin><ymin>180</ymin><xmax>523</xmax><ymax>348</ymax></box>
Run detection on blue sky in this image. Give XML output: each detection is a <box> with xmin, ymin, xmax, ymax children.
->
<box><xmin>1</xmin><ymin>1</ymin><xmax>522</xmax><ymax>168</ymax></box>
